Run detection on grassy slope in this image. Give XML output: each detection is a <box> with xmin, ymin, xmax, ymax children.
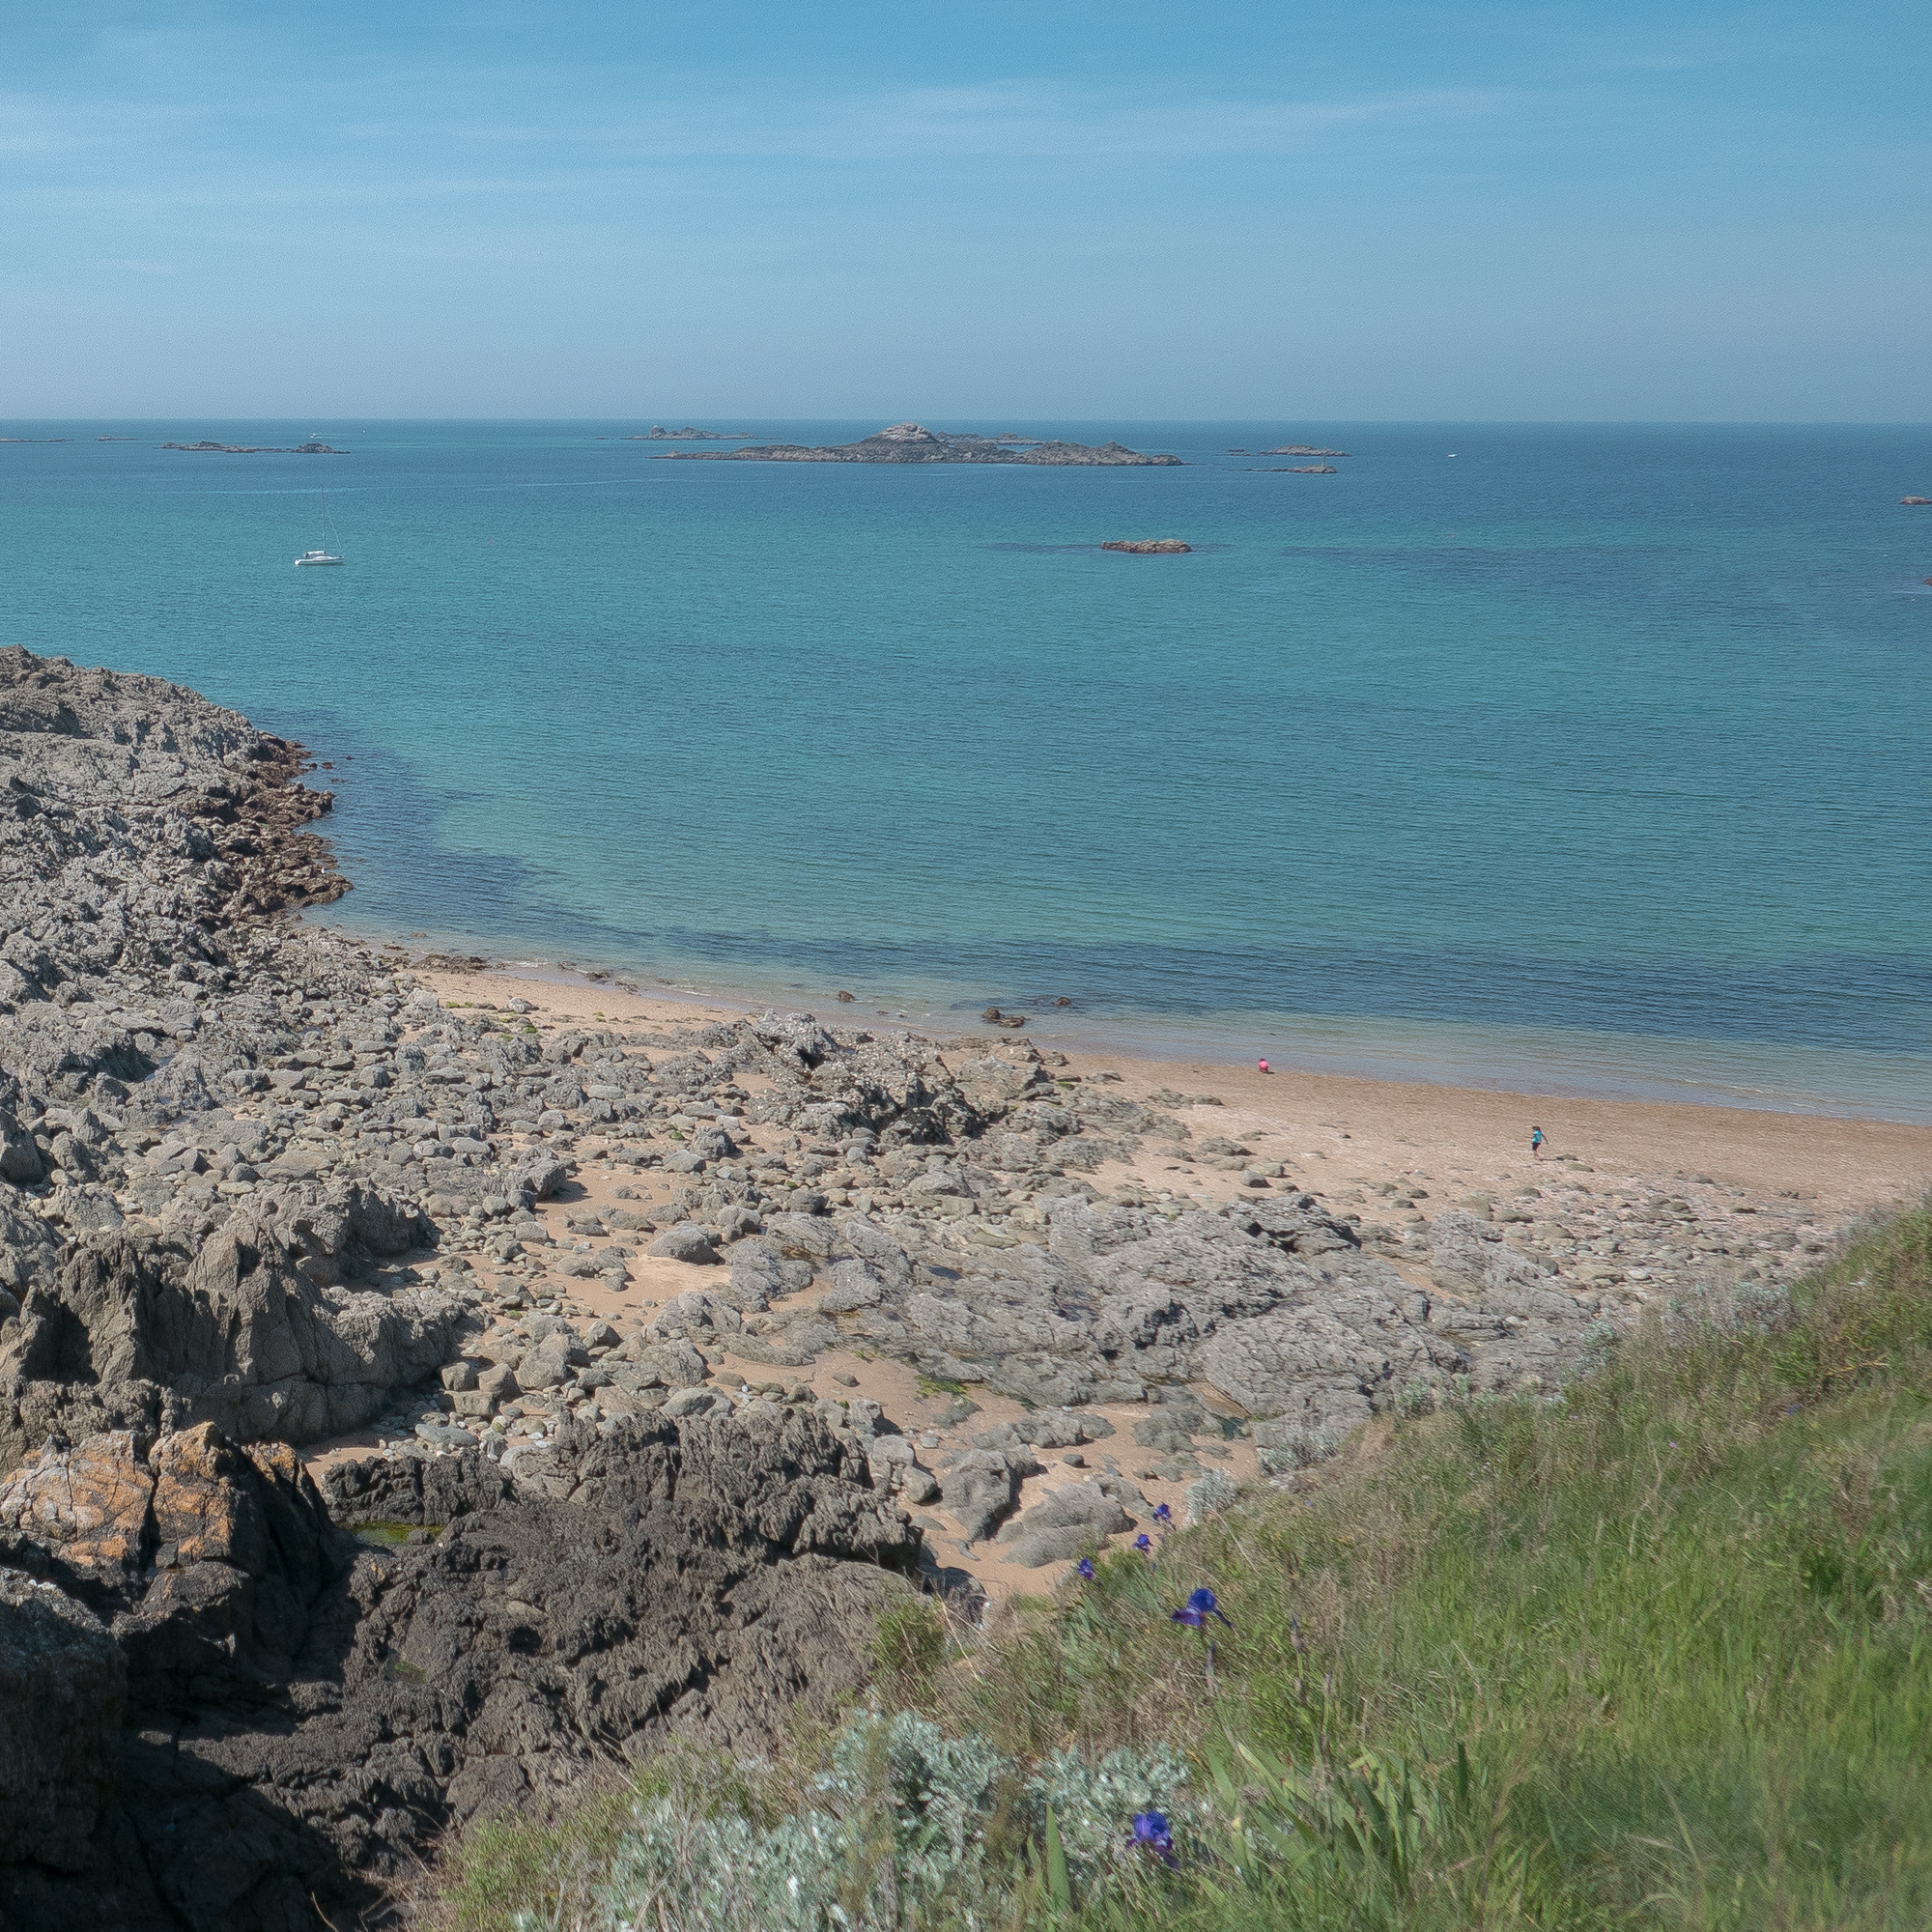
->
<box><xmin>444</xmin><ymin>1203</ymin><xmax>1932</xmax><ymax>1931</ymax></box>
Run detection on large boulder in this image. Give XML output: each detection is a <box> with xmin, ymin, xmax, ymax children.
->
<box><xmin>1429</xmin><ymin>1209</ymin><xmax>1550</xmax><ymax>1295</ymax></box>
<box><xmin>941</xmin><ymin>1447</ymin><xmax>1030</xmax><ymax>1542</ymax></box>
<box><xmin>648</xmin><ymin>1223</ymin><xmax>720</xmax><ymax>1265</ymax></box>
<box><xmin>0</xmin><ymin>1216</ymin><xmax>461</xmax><ymax>1475</ymax></box>
<box><xmin>0</xmin><ymin>1430</ymin><xmax>157</xmax><ymax>1597</ymax></box>
<box><xmin>997</xmin><ymin>1481</ymin><xmax>1132</xmax><ymax>1567</ymax></box>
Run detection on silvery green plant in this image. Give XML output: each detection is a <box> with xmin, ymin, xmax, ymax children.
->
<box><xmin>1256</xmin><ymin>1422</ymin><xmax>1341</xmax><ymax>1476</ymax></box>
<box><xmin>818</xmin><ymin>1711</ymin><xmax>1007</xmax><ymax>1880</ymax></box>
<box><xmin>1185</xmin><ymin>1467</ymin><xmax>1238</xmax><ymax>1522</ymax></box>
<box><xmin>1024</xmin><ymin>1741</ymin><xmax>1194</xmax><ymax>1887</ymax></box>
<box><xmin>1394</xmin><ymin>1378</ymin><xmax>1437</xmax><ymax>1419</ymax></box>
<box><xmin>588</xmin><ymin>1711</ymin><xmax>1191</xmax><ymax>1931</ymax></box>
<box><xmin>596</xmin><ymin>1803</ymin><xmax>851</xmax><ymax>1932</ymax></box>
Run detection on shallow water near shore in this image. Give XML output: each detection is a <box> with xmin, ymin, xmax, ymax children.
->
<box><xmin>4</xmin><ymin>418</ymin><xmax>1929</xmax><ymax>1118</ymax></box>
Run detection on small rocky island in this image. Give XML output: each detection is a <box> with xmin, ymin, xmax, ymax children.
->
<box><xmin>658</xmin><ymin>421</ymin><xmax>1184</xmax><ymax>466</ymax></box>
<box><xmin>1264</xmin><ymin>444</ymin><xmax>1350</xmax><ymax>457</ymax></box>
<box><xmin>1101</xmin><ymin>539</ymin><xmax>1192</xmax><ymax>554</ymax></box>
<box><xmin>159</xmin><ymin>440</ymin><xmax>347</xmax><ymax>455</ymax></box>
<box><xmin>633</xmin><ymin>426</ymin><xmax>753</xmax><ymax>440</ymax></box>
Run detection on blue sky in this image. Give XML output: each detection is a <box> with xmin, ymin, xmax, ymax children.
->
<box><xmin>3</xmin><ymin>3</ymin><xmax>1927</xmax><ymax>418</ymax></box>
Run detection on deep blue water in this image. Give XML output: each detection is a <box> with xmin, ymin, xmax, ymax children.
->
<box><xmin>3</xmin><ymin>420</ymin><xmax>1929</xmax><ymax>1117</ymax></box>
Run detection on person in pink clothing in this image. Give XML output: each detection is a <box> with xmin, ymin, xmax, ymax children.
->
<box><xmin>1258</xmin><ymin>1058</ymin><xmax>1270</xmax><ymax>1074</ymax></box>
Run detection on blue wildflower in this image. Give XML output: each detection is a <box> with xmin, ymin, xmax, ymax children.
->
<box><xmin>1171</xmin><ymin>1586</ymin><xmax>1233</xmax><ymax>1629</ymax></box>
<box><xmin>1129</xmin><ymin>1809</ymin><xmax>1179</xmax><ymax>1866</ymax></box>
<box><xmin>1152</xmin><ymin>1501</ymin><xmax>1173</xmax><ymax>1523</ymax></box>
<box><xmin>1134</xmin><ymin>1533</ymin><xmax>1153</xmax><ymax>1554</ymax></box>
<box><xmin>1076</xmin><ymin>1556</ymin><xmax>1096</xmax><ymax>1579</ymax></box>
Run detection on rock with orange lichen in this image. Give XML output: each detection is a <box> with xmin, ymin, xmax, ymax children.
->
<box><xmin>0</xmin><ymin>1429</ymin><xmax>156</xmax><ymax>1592</ymax></box>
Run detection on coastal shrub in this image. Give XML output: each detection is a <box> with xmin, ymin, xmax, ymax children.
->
<box><xmin>1253</xmin><ymin>1420</ymin><xmax>1340</xmax><ymax>1474</ymax></box>
<box><xmin>1182</xmin><ymin>1468</ymin><xmax>1236</xmax><ymax>1522</ymax></box>
<box><xmin>1023</xmin><ymin>1742</ymin><xmax>1191</xmax><ymax>1888</ymax></box>
<box><xmin>1393</xmin><ymin>1376</ymin><xmax>1437</xmax><ymax>1418</ymax></box>
<box><xmin>572</xmin><ymin>1712</ymin><xmax>1188</xmax><ymax>1932</ymax></box>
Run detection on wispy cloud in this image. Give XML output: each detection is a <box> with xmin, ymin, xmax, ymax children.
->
<box><xmin>409</xmin><ymin>79</ymin><xmax>1518</xmax><ymax>163</ymax></box>
<box><xmin>1</xmin><ymin>66</ymin><xmax>1517</xmax><ymax>178</ymax></box>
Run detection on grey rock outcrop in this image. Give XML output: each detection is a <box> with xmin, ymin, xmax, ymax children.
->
<box><xmin>0</xmin><ymin>1213</ymin><xmax>459</xmax><ymax>1474</ymax></box>
<box><xmin>1429</xmin><ymin>1208</ymin><xmax>1550</xmax><ymax>1295</ymax></box>
<box><xmin>941</xmin><ymin>1446</ymin><xmax>1033</xmax><ymax>1542</ymax></box>
<box><xmin>997</xmin><ymin>1480</ymin><xmax>1132</xmax><ymax>1566</ymax></box>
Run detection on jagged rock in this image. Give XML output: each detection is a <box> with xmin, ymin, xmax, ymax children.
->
<box><xmin>0</xmin><ymin>1109</ymin><xmax>46</xmax><ymax>1184</ymax></box>
<box><xmin>973</xmin><ymin>1410</ymin><xmax>1112</xmax><ymax>1452</ymax></box>
<box><xmin>0</xmin><ymin>1213</ymin><xmax>459</xmax><ymax>1475</ymax></box>
<box><xmin>0</xmin><ymin>1196</ymin><xmax>61</xmax><ymax>1298</ymax></box>
<box><xmin>0</xmin><ymin>1430</ymin><xmax>157</xmax><ymax>1594</ymax></box>
<box><xmin>940</xmin><ymin>1446</ymin><xmax>1035</xmax><ymax>1541</ymax></box>
<box><xmin>1131</xmin><ymin>1412</ymin><xmax>1199</xmax><ymax>1455</ymax></box>
<box><xmin>510</xmin><ymin>1151</ymin><xmax>568</xmax><ymax>1202</ymax></box>
<box><xmin>1201</xmin><ymin>1302</ymin><xmax>1424</xmax><ymax>1429</ymax></box>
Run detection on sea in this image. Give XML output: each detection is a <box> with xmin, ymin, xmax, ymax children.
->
<box><xmin>2</xmin><ymin>420</ymin><xmax>1928</xmax><ymax>1121</ymax></box>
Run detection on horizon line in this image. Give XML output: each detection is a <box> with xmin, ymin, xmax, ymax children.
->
<box><xmin>6</xmin><ymin>415</ymin><xmax>1932</xmax><ymax>429</ymax></box>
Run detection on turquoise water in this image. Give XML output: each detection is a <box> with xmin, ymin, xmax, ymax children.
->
<box><xmin>3</xmin><ymin>420</ymin><xmax>1929</xmax><ymax>1118</ymax></box>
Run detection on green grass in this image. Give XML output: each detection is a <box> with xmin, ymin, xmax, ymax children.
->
<box><xmin>433</xmin><ymin>1201</ymin><xmax>1932</xmax><ymax>1931</ymax></box>
<box><xmin>929</xmin><ymin>1198</ymin><xmax>1932</xmax><ymax>1929</ymax></box>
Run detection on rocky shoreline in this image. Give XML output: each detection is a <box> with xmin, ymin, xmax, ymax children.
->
<box><xmin>0</xmin><ymin>646</ymin><xmax>1862</xmax><ymax>1927</ymax></box>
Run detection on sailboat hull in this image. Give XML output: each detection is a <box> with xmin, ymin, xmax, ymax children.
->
<box><xmin>296</xmin><ymin>490</ymin><xmax>344</xmax><ymax>563</ymax></box>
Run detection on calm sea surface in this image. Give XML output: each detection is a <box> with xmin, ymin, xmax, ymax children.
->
<box><xmin>3</xmin><ymin>420</ymin><xmax>1928</xmax><ymax>1119</ymax></box>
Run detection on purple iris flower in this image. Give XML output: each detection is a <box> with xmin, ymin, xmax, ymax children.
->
<box><xmin>1076</xmin><ymin>1556</ymin><xmax>1095</xmax><ymax>1579</ymax></box>
<box><xmin>1129</xmin><ymin>1810</ymin><xmax>1178</xmax><ymax>1866</ymax></box>
<box><xmin>1171</xmin><ymin>1586</ymin><xmax>1232</xmax><ymax>1629</ymax></box>
<box><xmin>1134</xmin><ymin>1533</ymin><xmax>1153</xmax><ymax>1553</ymax></box>
<box><xmin>1152</xmin><ymin>1502</ymin><xmax>1172</xmax><ymax>1523</ymax></box>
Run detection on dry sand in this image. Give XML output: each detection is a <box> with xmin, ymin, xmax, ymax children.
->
<box><xmin>370</xmin><ymin>963</ymin><xmax>1932</xmax><ymax>1603</ymax></box>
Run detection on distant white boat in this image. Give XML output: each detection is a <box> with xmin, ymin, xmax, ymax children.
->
<box><xmin>295</xmin><ymin>491</ymin><xmax>345</xmax><ymax>565</ymax></box>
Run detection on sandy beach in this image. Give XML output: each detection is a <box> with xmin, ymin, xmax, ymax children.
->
<box><xmin>395</xmin><ymin>959</ymin><xmax>1932</xmax><ymax>1604</ymax></box>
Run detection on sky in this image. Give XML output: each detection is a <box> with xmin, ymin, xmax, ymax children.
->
<box><xmin>2</xmin><ymin>2</ymin><xmax>1928</xmax><ymax>419</ymax></box>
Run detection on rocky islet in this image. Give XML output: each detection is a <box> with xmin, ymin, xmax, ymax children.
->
<box><xmin>0</xmin><ymin>646</ymin><xmax>1850</xmax><ymax>1926</ymax></box>
<box><xmin>655</xmin><ymin>420</ymin><xmax>1183</xmax><ymax>465</ymax></box>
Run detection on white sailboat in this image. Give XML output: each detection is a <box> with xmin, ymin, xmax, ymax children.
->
<box><xmin>295</xmin><ymin>491</ymin><xmax>345</xmax><ymax>565</ymax></box>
